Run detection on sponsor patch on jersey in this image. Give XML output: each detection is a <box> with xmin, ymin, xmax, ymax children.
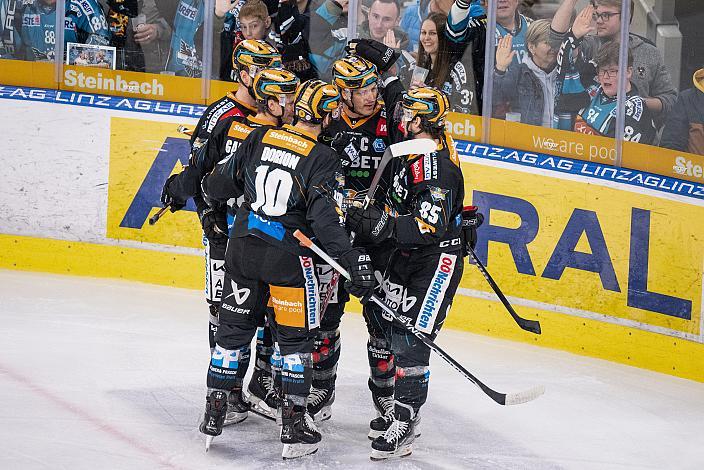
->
<box><xmin>344</xmin><ymin>141</ymin><xmax>359</xmax><ymax>160</ymax></box>
<box><xmin>177</xmin><ymin>1</ymin><xmax>198</xmax><ymax>20</ymax></box>
<box><xmin>22</xmin><ymin>14</ymin><xmax>40</xmax><ymax>26</ymax></box>
<box><xmin>376</xmin><ymin>118</ymin><xmax>388</xmax><ymax>136</ymax></box>
<box><xmin>263</xmin><ymin>129</ymin><xmax>314</xmax><ymax>156</ymax></box>
<box><xmin>372</xmin><ymin>138</ymin><xmax>386</xmax><ymax>153</ymax></box>
<box><xmin>411</xmin><ymin>157</ymin><xmax>424</xmax><ymax>183</ymax></box>
<box><xmin>423</xmin><ymin>153</ymin><xmax>438</xmax><ymax>180</ymax></box>
<box><xmin>452</xmin><ymin>61</ymin><xmax>467</xmax><ymax>85</ymax></box>
<box><xmin>227</xmin><ymin>121</ymin><xmax>253</xmax><ymax>140</ymax></box>
<box><xmin>77</xmin><ymin>0</ymin><xmax>94</xmax><ymax>15</ymax></box>
<box><xmin>299</xmin><ymin>257</ymin><xmax>320</xmax><ymax>329</ymax></box>
<box><xmin>415</xmin><ymin>253</ymin><xmax>457</xmax><ymax>334</ymax></box>
<box><xmin>428</xmin><ymin>185</ymin><xmax>448</xmax><ymax>202</ymax></box>
<box><xmin>625</xmin><ymin>96</ymin><xmax>644</xmax><ymax>121</ymax></box>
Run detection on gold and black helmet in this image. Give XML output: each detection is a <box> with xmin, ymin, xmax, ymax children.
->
<box><xmin>294</xmin><ymin>80</ymin><xmax>341</xmax><ymax>123</ymax></box>
<box><xmin>232</xmin><ymin>39</ymin><xmax>282</xmax><ymax>76</ymax></box>
<box><xmin>252</xmin><ymin>68</ymin><xmax>300</xmax><ymax>103</ymax></box>
<box><xmin>401</xmin><ymin>87</ymin><xmax>450</xmax><ymax>126</ymax></box>
<box><xmin>332</xmin><ymin>55</ymin><xmax>379</xmax><ymax>90</ymax></box>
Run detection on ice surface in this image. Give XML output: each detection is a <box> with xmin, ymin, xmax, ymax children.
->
<box><xmin>1</xmin><ymin>270</ymin><xmax>702</xmax><ymax>469</ymax></box>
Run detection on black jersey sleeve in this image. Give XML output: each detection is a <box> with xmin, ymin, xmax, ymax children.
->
<box><xmin>381</xmin><ymin>77</ymin><xmax>407</xmax><ymax>145</ymax></box>
<box><xmin>202</xmin><ymin>127</ymin><xmax>264</xmax><ymax>206</ymax></box>
<box><xmin>167</xmin><ymin>118</ymin><xmax>230</xmax><ymax>203</ymax></box>
<box><xmin>306</xmin><ymin>148</ymin><xmax>353</xmax><ymax>258</ymax></box>
<box><xmin>394</xmin><ymin>149</ymin><xmax>462</xmax><ymax>247</ymax></box>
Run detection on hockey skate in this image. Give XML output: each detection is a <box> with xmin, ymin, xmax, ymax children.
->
<box><xmin>307</xmin><ymin>384</ymin><xmax>335</xmax><ymax>423</ymax></box>
<box><xmin>199</xmin><ymin>390</ymin><xmax>228</xmax><ymax>452</ymax></box>
<box><xmin>368</xmin><ymin>412</ymin><xmax>421</xmax><ymax>440</ymax></box>
<box><xmin>370</xmin><ymin>417</ymin><xmax>416</xmax><ymax>460</ymax></box>
<box><xmin>223</xmin><ymin>388</ymin><xmax>249</xmax><ymax>426</ymax></box>
<box><xmin>280</xmin><ymin>405</ymin><xmax>321</xmax><ymax>459</ymax></box>
<box><xmin>246</xmin><ymin>367</ymin><xmax>279</xmax><ymax>421</ymax></box>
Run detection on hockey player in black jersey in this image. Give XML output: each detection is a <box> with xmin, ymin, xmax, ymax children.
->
<box><xmin>304</xmin><ymin>54</ymin><xmax>392</xmax><ymax>424</ymax></box>
<box><xmin>188</xmin><ymin>39</ymin><xmax>282</xmax><ymax>148</ymax></box>
<box><xmin>163</xmin><ymin>67</ymin><xmax>300</xmax><ymax>425</ymax></box>
<box><xmin>199</xmin><ymin>79</ymin><xmax>375</xmax><ymax>459</ymax></box>
<box><xmin>161</xmin><ymin>39</ymin><xmax>282</xmax><ymax>356</ymax></box>
<box><xmin>346</xmin><ymin>87</ymin><xmax>469</xmax><ymax>460</ymax></box>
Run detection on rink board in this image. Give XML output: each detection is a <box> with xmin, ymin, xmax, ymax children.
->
<box><xmin>1</xmin><ymin>86</ymin><xmax>703</xmax><ymax>383</ymax></box>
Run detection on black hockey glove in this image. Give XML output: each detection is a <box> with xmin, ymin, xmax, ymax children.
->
<box><xmin>345</xmin><ymin>204</ymin><xmax>395</xmax><ymax>244</ymax></box>
<box><xmin>198</xmin><ymin>207</ymin><xmax>229</xmax><ymax>244</ymax></box>
<box><xmin>339</xmin><ymin>248</ymin><xmax>375</xmax><ymax>303</ymax></box>
<box><xmin>161</xmin><ymin>174</ymin><xmax>186</xmax><ymax>212</ymax></box>
<box><xmin>346</xmin><ymin>38</ymin><xmax>400</xmax><ymax>74</ymax></box>
<box><xmin>461</xmin><ymin>206</ymin><xmax>484</xmax><ymax>254</ymax></box>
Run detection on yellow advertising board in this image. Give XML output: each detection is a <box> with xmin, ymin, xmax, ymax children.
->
<box><xmin>0</xmin><ymin>59</ymin><xmax>56</xmax><ymax>90</ymax></box>
<box><xmin>107</xmin><ymin>117</ymin><xmax>203</xmax><ymax>248</ymax></box>
<box><xmin>623</xmin><ymin>141</ymin><xmax>704</xmax><ymax>185</ymax></box>
<box><xmin>459</xmin><ymin>158</ymin><xmax>703</xmax><ymax>338</ymax></box>
<box><xmin>61</xmin><ymin>66</ymin><xmax>204</xmax><ymax>104</ymax></box>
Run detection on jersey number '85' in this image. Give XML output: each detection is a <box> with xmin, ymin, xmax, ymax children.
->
<box><xmin>251</xmin><ymin>165</ymin><xmax>293</xmax><ymax>216</ymax></box>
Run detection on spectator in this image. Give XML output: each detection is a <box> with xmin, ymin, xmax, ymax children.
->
<box><xmin>400</xmin><ymin>0</ymin><xmax>455</xmax><ymax>53</ymax></box>
<box><xmin>554</xmin><ymin>6</ymin><xmax>656</xmax><ymax>144</ymax></box>
<box><xmin>220</xmin><ymin>0</ymin><xmax>271</xmax><ymax>81</ymax></box>
<box><xmin>359</xmin><ymin>0</ymin><xmax>408</xmax><ymax>51</ymax></box>
<box><xmin>157</xmin><ymin>0</ymin><xmax>227</xmax><ymax>77</ymax></box>
<box><xmin>414</xmin><ymin>12</ymin><xmax>479</xmax><ymax>114</ymax></box>
<box><xmin>494</xmin><ymin>0</ymin><xmax>533</xmax><ymax>66</ymax></box>
<box><xmin>14</xmin><ymin>0</ymin><xmax>110</xmax><ymax>61</ymax></box>
<box><xmin>445</xmin><ymin>0</ymin><xmax>487</xmax><ymax>113</ymax></box>
<box><xmin>131</xmin><ymin>0</ymin><xmax>173</xmax><ymax>72</ymax></box>
<box><xmin>661</xmin><ymin>68</ymin><xmax>704</xmax><ymax>155</ymax></box>
<box><xmin>309</xmin><ymin>0</ymin><xmax>351</xmax><ymax>80</ymax></box>
<box><xmin>493</xmin><ymin>18</ymin><xmax>558</xmax><ymax>126</ymax></box>
<box><xmin>550</xmin><ymin>0</ymin><xmax>677</xmax><ymax>118</ymax></box>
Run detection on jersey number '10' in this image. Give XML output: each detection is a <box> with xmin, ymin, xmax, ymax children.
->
<box><xmin>251</xmin><ymin>165</ymin><xmax>293</xmax><ymax>216</ymax></box>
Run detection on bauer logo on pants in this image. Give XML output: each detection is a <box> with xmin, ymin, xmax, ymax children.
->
<box><xmin>416</xmin><ymin>254</ymin><xmax>457</xmax><ymax>334</ymax></box>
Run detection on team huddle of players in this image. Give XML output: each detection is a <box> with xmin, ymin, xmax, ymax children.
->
<box><xmin>160</xmin><ymin>37</ymin><xmax>480</xmax><ymax>460</ymax></box>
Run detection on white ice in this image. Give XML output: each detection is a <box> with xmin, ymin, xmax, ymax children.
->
<box><xmin>1</xmin><ymin>270</ymin><xmax>702</xmax><ymax>470</ymax></box>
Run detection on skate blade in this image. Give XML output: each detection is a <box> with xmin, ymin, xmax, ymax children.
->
<box><xmin>282</xmin><ymin>443</ymin><xmax>319</xmax><ymax>459</ymax></box>
<box><xmin>249</xmin><ymin>402</ymin><xmax>277</xmax><ymax>421</ymax></box>
<box><xmin>223</xmin><ymin>410</ymin><xmax>248</xmax><ymax>426</ymax></box>
<box><xmin>312</xmin><ymin>405</ymin><xmax>332</xmax><ymax>423</ymax></box>
<box><xmin>205</xmin><ymin>435</ymin><xmax>214</xmax><ymax>452</ymax></box>
<box><xmin>370</xmin><ymin>444</ymin><xmax>412</xmax><ymax>461</ymax></box>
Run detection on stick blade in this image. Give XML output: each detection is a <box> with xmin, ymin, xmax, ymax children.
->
<box><xmin>504</xmin><ymin>385</ymin><xmax>545</xmax><ymax>406</ymax></box>
<box><xmin>389</xmin><ymin>138</ymin><xmax>436</xmax><ymax>158</ymax></box>
<box><xmin>519</xmin><ymin>319</ymin><xmax>542</xmax><ymax>335</ymax></box>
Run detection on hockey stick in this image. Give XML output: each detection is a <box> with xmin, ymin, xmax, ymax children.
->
<box><xmin>319</xmin><ymin>138</ymin><xmax>437</xmax><ymax>316</ymax></box>
<box><xmin>148</xmin><ymin>205</ymin><xmax>171</xmax><ymax>225</ymax></box>
<box><xmin>293</xmin><ymin>229</ymin><xmax>544</xmax><ymax>406</ymax></box>
<box><xmin>467</xmin><ymin>246</ymin><xmax>542</xmax><ymax>335</ymax></box>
